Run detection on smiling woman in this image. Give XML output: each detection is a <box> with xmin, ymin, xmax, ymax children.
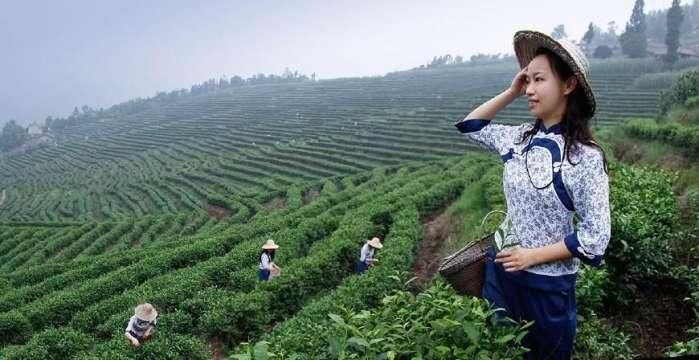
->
<box><xmin>454</xmin><ymin>29</ymin><xmax>611</xmax><ymax>360</ymax></box>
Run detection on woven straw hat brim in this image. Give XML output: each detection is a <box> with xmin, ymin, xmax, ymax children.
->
<box><xmin>262</xmin><ymin>240</ymin><xmax>279</xmax><ymax>250</ymax></box>
<box><xmin>513</xmin><ymin>30</ymin><xmax>596</xmax><ymax>117</ymax></box>
<box><xmin>368</xmin><ymin>239</ymin><xmax>383</xmax><ymax>249</ymax></box>
<box><xmin>135</xmin><ymin>304</ymin><xmax>158</xmax><ymax>322</ymax></box>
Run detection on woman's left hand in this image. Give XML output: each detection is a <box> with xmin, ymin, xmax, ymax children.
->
<box><xmin>495</xmin><ymin>247</ymin><xmax>538</xmax><ymax>272</ymax></box>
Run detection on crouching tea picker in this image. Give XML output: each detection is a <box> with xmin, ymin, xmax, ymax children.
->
<box><xmin>124</xmin><ymin>303</ymin><xmax>158</xmax><ymax>347</ymax></box>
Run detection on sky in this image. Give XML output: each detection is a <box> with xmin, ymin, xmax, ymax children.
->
<box><xmin>0</xmin><ymin>0</ymin><xmax>689</xmax><ymax>126</ymax></box>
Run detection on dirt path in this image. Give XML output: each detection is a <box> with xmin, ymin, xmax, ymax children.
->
<box><xmin>412</xmin><ymin>207</ymin><xmax>458</xmax><ymax>291</ymax></box>
<box><xmin>209</xmin><ymin>336</ymin><xmax>226</xmax><ymax>360</ymax></box>
<box><xmin>206</xmin><ymin>203</ymin><xmax>231</xmax><ymax>219</ymax></box>
<box><xmin>263</xmin><ymin>196</ymin><xmax>287</xmax><ymax>211</ymax></box>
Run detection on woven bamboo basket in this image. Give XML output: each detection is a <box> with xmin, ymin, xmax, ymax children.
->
<box><xmin>438</xmin><ymin>210</ymin><xmax>505</xmax><ymax>297</ymax></box>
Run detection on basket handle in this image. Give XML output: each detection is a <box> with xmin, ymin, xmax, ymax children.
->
<box><xmin>480</xmin><ymin>210</ymin><xmax>506</xmax><ymax>228</ymax></box>
<box><xmin>441</xmin><ymin>210</ymin><xmax>507</xmax><ymax>263</ymax></box>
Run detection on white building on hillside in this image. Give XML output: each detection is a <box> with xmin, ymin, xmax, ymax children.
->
<box><xmin>27</xmin><ymin>123</ymin><xmax>42</xmax><ymax>137</ymax></box>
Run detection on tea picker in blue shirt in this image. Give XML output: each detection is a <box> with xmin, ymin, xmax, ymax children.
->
<box><xmin>356</xmin><ymin>237</ymin><xmax>383</xmax><ymax>274</ymax></box>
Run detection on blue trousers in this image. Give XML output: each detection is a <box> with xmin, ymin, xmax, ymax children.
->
<box><xmin>259</xmin><ymin>268</ymin><xmax>270</xmax><ymax>281</ymax></box>
<box><xmin>482</xmin><ymin>246</ymin><xmax>576</xmax><ymax>359</ymax></box>
<box><xmin>356</xmin><ymin>260</ymin><xmax>369</xmax><ymax>274</ymax></box>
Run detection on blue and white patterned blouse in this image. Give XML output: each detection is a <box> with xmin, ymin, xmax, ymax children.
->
<box><xmin>455</xmin><ymin>118</ymin><xmax>611</xmax><ymax>291</ymax></box>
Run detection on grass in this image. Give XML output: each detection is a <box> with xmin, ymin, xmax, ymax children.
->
<box><xmin>599</xmin><ymin>120</ymin><xmax>699</xmax><ymax>266</ymax></box>
<box><xmin>437</xmin><ymin>179</ymin><xmax>494</xmax><ymax>260</ymax></box>
<box><xmin>664</xmin><ymin>105</ymin><xmax>699</xmax><ymax>126</ymax></box>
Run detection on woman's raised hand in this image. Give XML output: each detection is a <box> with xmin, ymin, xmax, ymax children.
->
<box><xmin>509</xmin><ymin>66</ymin><xmax>528</xmax><ymax>96</ymax></box>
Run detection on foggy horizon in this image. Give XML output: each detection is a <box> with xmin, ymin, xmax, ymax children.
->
<box><xmin>0</xmin><ymin>0</ymin><xmax>686</xmax><ymax>126</ymax></box>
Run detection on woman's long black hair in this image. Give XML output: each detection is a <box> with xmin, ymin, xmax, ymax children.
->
<box><xmin>516</xmin><ymin>47</ymin><xmax>609</xmax><ymax>174</ymax></box>
<box><xmin>260</xmin><ymin>249</ymin><xmax>275</xmax><ymax>261</ymax></box>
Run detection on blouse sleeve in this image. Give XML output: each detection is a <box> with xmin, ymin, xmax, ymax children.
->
<box><xmin>125</xmin><ymin>316</ymin><xmax>135</xmax><ymax>333</ymax></box>
<box><xmin>563</xmin><ymin>147</ymin><xmax>611</xmax><ymax>267</ymax></box>
<box><xmin>260</xmin><ymin>253</ymin><xmax>270</xmax><ymax>270</ymax></box>
<box><xmin>454</xmin><ymin>117</ymin><xmax>523</xmax><ymax>155</ymax></box>
<box><xmin>359</xmin><ymin>243</ymin><xmax>370</xmax><ymax>262</ymax></box>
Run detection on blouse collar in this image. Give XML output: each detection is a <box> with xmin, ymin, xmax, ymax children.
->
<box><xmin>537</xmin><ymin>121</ymin><xmax>564</xmax><ymax>135</ymax></box>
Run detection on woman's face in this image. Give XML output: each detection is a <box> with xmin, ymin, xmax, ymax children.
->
<box><xmin>524</xmin><ymin>54</ymin><xmax>576</xmax><ymax>121</ymax></box>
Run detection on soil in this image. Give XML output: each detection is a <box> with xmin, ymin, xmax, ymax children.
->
<box><xmin>206</xmin><ymin>203</ymin><xmax>231</xmax><ymax>219</ymax></box>
<box><xmin>412</xmin><ymin>206</ymin><xmax>459</xmax><ymax>291</ymax></box>
<box><xmin>263</xmin><ymin>196</ymin><xmax>287</xmax><ymax>211</ymax></box>
<box><xmin>209</xmin><ymin>336</ymin><xmax>226</xmax><ymax>360</ymax></box>
<box><xmin>606</xmin><ymin>281</ymin><xmax>695</xmax><ymax>358</ymax></box>
<box><xmin>302</xmin><ymin>188</ymin><xmax>321</xmax><ymax>205</ymax></box>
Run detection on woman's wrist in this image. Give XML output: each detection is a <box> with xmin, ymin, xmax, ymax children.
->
<box><xmin>465</xmin><ymin>88</ymin><xmax>519</xmax><ymax>121</ymax></box>
<box><xmin>532</xmin><ymin>241</ymin><xmax>573</xmax><ymax>265</ymax></box>
<box><xmin>528</xmin><ymin>247</ymin><xmax>545</xmax><ymax>266</ymax></box>
<box><xmin>503</xmin><ymin>87</ymin><xmax>520</xmax><ymax>102</ymax></box>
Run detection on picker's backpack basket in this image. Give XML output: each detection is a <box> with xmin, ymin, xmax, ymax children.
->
<box><xmin>438</xmin><ymin>210</ymin><xmax>505</xmax><ymax>297</ymax></box>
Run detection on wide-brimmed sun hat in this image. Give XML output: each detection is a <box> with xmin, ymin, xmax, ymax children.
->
<box><xmin>513</xmin><ymin>29</ymin><xmax>596</xmax><ymax>117</ymax></box>
<box><xmin>135</xmin><ymin>303</ymin><xmax>158</xmax><ymax>322</ymax></box>
<box><xmin>368</xmin><ymin>237</ymin><xmax>383</xmax><ymax>249</ymax></box>
<box><xmin>262</xmin><ymin>239</ymin><xmax>279</xmax><ymax>250</ymax></box>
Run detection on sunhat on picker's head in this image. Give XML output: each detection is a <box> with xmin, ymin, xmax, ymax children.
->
<box><xmin>513</xmin><ymin>29</ymin><xmax>596</xmax><ymax>117</ymax></box>
<box><xmin>135</xmin><ymin>303</ymin><xmax>158</xmax><ymax>322</ymax></box>
<box><xmin>262</xmin><ymin>239</ymin><xmax>279</xmax><ymax>250</ymax></box>
<box><xmin>367</xmin><ymin>237</ymin><xmax>383</xmax><ymax>249</ymax></box>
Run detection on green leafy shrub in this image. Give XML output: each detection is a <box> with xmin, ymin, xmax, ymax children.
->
<box><xmin>0</xmin><ymin>311</ymin><xmax>32</xmax><ymax>346</ymax></box>
<box><xmin>1</xmin><ymin>327</ymin><xmax>92</xmax><ymax>360</ymax></box>
<box><xmin>607</xmin><ymin>164</ymin><xmax>678</xmax><ymax>298</ymax></box>
<box><xmin>573</xmin><ymin>317</ymin><xmax>634</xmax><ymax>360</ymax></box>
<box><xmin>622</xmin><ymin>119</ymin><xmax>699</xmax><ymax>153</ymax></box>
<box><xmin>686</xmin><ymin>95</ymin><xmax>699</xmax><ymax>109</ymax></box>
<box><xmin>324</xmin><ymin>280</ymin><xmax>529</xmax><ymax>359</ymax></box>
<box><xmin>660</xmin><ymin>69</ymin><xmax>699</xmax><ymax>113</ymax></box>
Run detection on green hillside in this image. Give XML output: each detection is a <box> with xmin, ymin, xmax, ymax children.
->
<box><xmin>0</xmin><ymin>59</ymin><xmax>698</xmax><ymax>359</ymax></box>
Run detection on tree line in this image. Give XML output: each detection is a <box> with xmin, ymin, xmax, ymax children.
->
<box><xmin>0</xmin><ymin>68</ymin><xmax>317</xmax><ymax>152</ymax></box>
<box><xmin>424</xmin><ymin>0</ymin><xmax>697</xmax><ymax>70</ymax></box>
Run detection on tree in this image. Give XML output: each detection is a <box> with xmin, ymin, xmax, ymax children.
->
<box><xmin>0</xmin><ymin>120</ymin><xmax>27</xmax><ymax>152</ymax></box>
<box><xmin>219</xmin><ymin>77</ymin><xmax>229</xmax><ymax>88</ymax></box>
<box><xmin>665</xmin><ymin>0</ymin><xmax>684</xmax><ymax>65</ymax></box>
<box><xmin>593</xmin><ymin>45</ymin><xmax>613</xmax><ymax>59</ymax></box>
<box><xmin>582</xmin><ymin>22</ymin><xmax>596</xmax><ymax>52</ymax></box>
<box><xmin>619</xmin><ymin>0</ymin><xmax>648</xmax><ymax>58</ymax></box>
<box><xmin>230</xmin><ymin>75</ymin><xmax>244</xmax><ymax>86</ymax></box>
<box><xmin>551</xmin><ymin>24</ymin><xmax>567</xmax><ymax>39</ymax></box>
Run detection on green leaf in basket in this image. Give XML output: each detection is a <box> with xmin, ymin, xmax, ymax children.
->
<box><xmin>494</xmin><ymin>228</ymin><xmax>505</xmax><ymax>252</ymax></box>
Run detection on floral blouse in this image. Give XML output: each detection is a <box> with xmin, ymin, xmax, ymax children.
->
<box><xmin>455</xmin><ymin>118</ymin><xmax>611</xmax><ymax>280</ymax></box>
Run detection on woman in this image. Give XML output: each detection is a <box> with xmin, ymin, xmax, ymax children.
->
<box><xmin>356</xmin><ymin>237</ymin><xmax>383</xmax><ymax>274</ymax></box>
<box><xmin>124</xmin><ymin>303</ymin><xmax>158</xmax><ymax>347</ymax></box>
<box><xmin>259</xmin><ymin>239</ymin><xmax>280</xmax><ymax>281</ymax></box>
<box><xmin>454</xmin><ymin>30</ymin><xmax>611</xmax><ymax>359</ymax></box>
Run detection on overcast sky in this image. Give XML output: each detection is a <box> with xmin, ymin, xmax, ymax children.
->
<box><xmin>0</xmin><ymin>0</ymin><xmax>687</xmax><ymax>125</ymax></box>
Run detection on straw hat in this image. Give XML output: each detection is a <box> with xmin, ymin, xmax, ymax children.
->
<box><xmin>513</xmin><ymin>30</ymin><xmax>596</xmax><ymax>117</ymax></box>
<box><xmin>367</xmin><ymin>237</ymin><xmax>383</xmax><ymax>249</ymax></box>
<box><xmin>262</xmin><ymin>239</ymin><xmax>279</xmax><ymax>250</ymax></box>
<box><xmin>135</xmin><ymin>303</ymin><xmax>158</xmax><ymax>322</ymax></box>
